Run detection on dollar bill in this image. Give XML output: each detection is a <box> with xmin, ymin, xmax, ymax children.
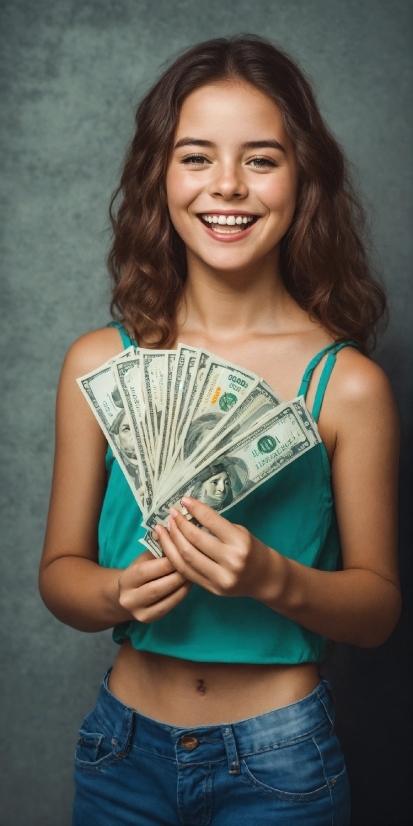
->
<box><xmin>140</xmin><ymin>351</ymin><xmax>169</xmax><ymax>460</ymax></box>
<box><xmin>154</xmin><ymin>350</ymin><xmax>177</xmax><ymax>479</ymax></box>
<box><xmin>153</xmin><ymin>354</ymin><xmax>261</xmax><ymax>503</ymax></box>
<box><xmin>77</xmin><ymin>354</ymin><xmax>147</xmax><ymax>513</ymax></box>
<box><xmin>114</xmin><ymin>356</ymin><xmax>155</xmax><ymax>512</ymax></box>
<box><xmin>166</xmin><ymin>377</ymin><xmax>283</xmax><ymax>491</ymax></box>
<box><xmin>160</xmin><ymin>347</ymin><xmax>191</xmax><ymax>475</ymax></box>
<box><xmin>142</xmin><ymin>397</ymin><xmax>320</xmax><ymax>553</ymax></box>
<box><xmin>154</xmin><ymin>349</ymin><xmax>212</xmax><ymax>499</ymax></box>
<box><xmin>77</xmin><ymin>343</ymin><xmax>322</xmax><ymax>558</ymax></box>
<box><xmin>176</xmin><ymin>353</ymin><xmax>259</xmax><ymax>462</ymax></box>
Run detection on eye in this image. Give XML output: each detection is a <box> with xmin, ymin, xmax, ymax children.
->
<box><xmin>181</xmin><ymin>154</ymin><xmax>210</xmax><ymax>166</ymax></box>
<box><xmin>248</xmin><ymin>156</ymin><xmax>278</xmax><ymax>169</ymax></box>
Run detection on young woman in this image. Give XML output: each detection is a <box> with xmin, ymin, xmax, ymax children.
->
<box><xmin>39</xmin><ymin>35</ymin><xmax>401</xmax><ymax>826</ymax></box>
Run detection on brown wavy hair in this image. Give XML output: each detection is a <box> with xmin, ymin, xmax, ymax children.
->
<box><xmin>108</xmin><ymin>35</ymin><xmax>386</xmax><ymax>353</ymax></box>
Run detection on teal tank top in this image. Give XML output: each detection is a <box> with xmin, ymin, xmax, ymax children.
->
<box><xmin>98</xmin><ymin>324</ymin><xmax>358</xmax><ymax>664</ymax></box>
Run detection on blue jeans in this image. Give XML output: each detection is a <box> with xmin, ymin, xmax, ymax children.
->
<box><xmin>73</xmin><ymin>670</ymin><xmax>350</xmax><ymax>825</ymax></box>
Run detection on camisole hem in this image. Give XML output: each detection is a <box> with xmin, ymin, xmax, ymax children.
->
<box><xmin>112</xmin><ymin>630</ymin><xmax>325</xmax><ymax>666</ymax></box>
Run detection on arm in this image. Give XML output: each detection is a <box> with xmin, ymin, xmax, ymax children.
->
<box><xmin>155</xmin><ymin>351</ymin><xmax>401</xmax><ymax>648</ymax></box>
<box><xmin>39</xmin><ymin>328</ymin><xmax>190</xmax><ymax>632</ymax></box>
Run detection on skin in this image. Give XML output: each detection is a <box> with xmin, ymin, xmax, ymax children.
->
<box><xmin>39</xmin><ymin>80</ymin><xmax>401</xmax><ymax>726</ymax></box>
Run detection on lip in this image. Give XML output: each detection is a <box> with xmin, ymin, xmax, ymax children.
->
<box><xmin>196</xmin><ymin>211</ymin><xmax>260</xmax><ymax>243</ymax></box>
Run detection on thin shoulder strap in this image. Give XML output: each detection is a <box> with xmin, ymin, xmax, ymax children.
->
<box><xmin>297</xmin><ymin>342</ymin><xmax>339</xmax><ymax>399</ymax></box>
<box><xmin>107</xmin><ymin>321</ymin><xmax>137</xmax><ymax>349</ymax></box>
<box><xmin>298</xmin><ymin>341</ymin><xmax>360</xmax><ymax>422</ymax></box>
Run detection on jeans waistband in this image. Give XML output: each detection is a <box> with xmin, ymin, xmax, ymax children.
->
<box><xmin>91</xmin><ymin>669</ymin><xmax>335</xmax><ymax>773</ymax></box>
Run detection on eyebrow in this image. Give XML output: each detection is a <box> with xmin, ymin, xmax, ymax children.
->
<box><xmin>174</xmin><ymin>137</ymin><xmax>286</xmax><ymax>154</ymax></box>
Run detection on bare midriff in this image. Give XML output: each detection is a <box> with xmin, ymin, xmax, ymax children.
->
<box><xmin>108</xmin><ymin>640</ymin><xmax>320</xmax><ymax>726</ymax></box>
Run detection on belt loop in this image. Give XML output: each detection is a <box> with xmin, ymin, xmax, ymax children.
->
<box><xmin>220</xmin><ymin>725</ymin><xmax>240</xmax><ymax>775</ymax></box>
<box><xmin>317</xmin><ymin>680</ymin><xmax>335</xmax><ymax>735</ymax></box>
<box><xmin>114</xmin><ymin>706</ymin><xmax>134</xmax><ymax>756</ymax></box>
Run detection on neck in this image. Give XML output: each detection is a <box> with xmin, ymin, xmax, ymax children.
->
<box><xmin>177</xmin><ymin>250</ymin><xmax>296</xmax><ymax>342</ymax></box>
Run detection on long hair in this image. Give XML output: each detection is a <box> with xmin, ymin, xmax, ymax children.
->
<box><xmin>108</xmin><ymin>35</ymin><xmax>386</xmax><ymax>353</ymax></box>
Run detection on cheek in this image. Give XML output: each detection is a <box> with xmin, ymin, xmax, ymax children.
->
<box><xmin>259</xmin><ymin>173</ymin><xmax>297</xmax><ymax>215</ymax></box>
<box><xmin>255</xmin><ymin>158</ymin><xmax>297</xmax><ymax>209</ymax></box>
<box><xmin>166</xmin><ymin>167</ymin><xmax>200</xmax><ymax>220</ymax></box>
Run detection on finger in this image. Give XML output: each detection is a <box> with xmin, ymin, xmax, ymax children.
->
<box><xmin>134</xmin><ymin>581</ymin><xmax>192</xmax><ymax>624</ymax></box>
<box><xmin>138</xmin><ymin>569</ymin><xmax>189</xmax><ymax>606</ymax></box>
<box><xmin>180</xmin><ymin>497</ymin><xmax>237</xmax><ymax>543</ymax></box>
<box><xmin>119</xmin><ymin>569</ymin><xmax>188</xmax><ymax>616</ymax></box>
<box><xmin>171</xmin><ymin>510</ymin><xmax>226</xmax><ymax>563</ymax></box>
<box><xmin>122</xmin><ymin>553</ymin><xmax>176</xmax><ymax>588</ymax></box>
<box><xmin>162</xmin><ymin>519</ymin><xmax>221</xmax><ymax>588</ymax></box>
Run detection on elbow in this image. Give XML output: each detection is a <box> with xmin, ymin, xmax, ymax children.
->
<box><xmin>357</xmin><ymin>587</ymin><xmax>402</xmax><ymax>648</ymax></box>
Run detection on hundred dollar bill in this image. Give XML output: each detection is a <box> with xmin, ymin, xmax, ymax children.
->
<box><xmin>160</xmin><ymin>347</ymin><xmax>191</xmax><ymax>475</ymax></box>
<box><xmin>140</xmin><ymin>350</ymin><xmax>169</xmax><ymax>459</ymax></box>
<box><xmin>77</xmin><ymin>353</ymin><xmax>147</xmax><ymax>513</ymax></box>
<box><xmin>114</xmin><ymin>356</ymin><xmax>155</xmax><ymax>512</ymax></box>
<box><xmin>154</xmin><ymin>350</ymin><xmax>177</xmax><ymax>479</ymax></box>
<box><xmin>156</xmin><ymin>349</ymin><xmax>211</xmax><ymax>494</ymax></box>
<box><xmin>155</xmin><ymin>354</ymin><xmax>260</xmax><ymax>502</ymax></box>
<box><xmin>168</xmin><ymin>346</ymin><xmax>200</xmax><ymax>458</ymax></box>
<box><xmin>142</xmin><ymin>397</ymin><xmax>320</xmax><ymax>554</ymax></box>
<box><xmin>175</xmin><ymin>353</ymin><xmax>259</xmax><ymax>463</ymax></box>
<box><xmin>168</xmin><ymin>378</ymin><xmax>283</xmax><ymax>488</ymax></box>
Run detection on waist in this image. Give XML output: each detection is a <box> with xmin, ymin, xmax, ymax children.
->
<box><xmin>108</xmin><ymin>640</ymin><xmax>320</xmax><ymax>726</ymax></box>
<box><xmin>97</xmin><ymin>667</ymin><xmax>334</xmax><ymax>757</ymax></box>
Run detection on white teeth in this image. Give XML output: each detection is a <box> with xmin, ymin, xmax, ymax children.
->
<box><xmin>201</xmin><ymin>214</ymin><xmax>255</xmax><ymax>226</ymax></box>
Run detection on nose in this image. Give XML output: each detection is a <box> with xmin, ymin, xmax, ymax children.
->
<box><xmin>215</xmin><ymin>478</ymin><xmax>225</xmax><ymax>493</ymax></box>
<box><xmin>209</xmin><ymin>160</ymin><xmax>248</xmax><ymax>201</ymax></box>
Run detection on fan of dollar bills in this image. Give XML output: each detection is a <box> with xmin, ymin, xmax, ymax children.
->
<box><xmin>77</xmin><ymin>344</ymin><xmax>320</xmax><ymax>556</ymax></box>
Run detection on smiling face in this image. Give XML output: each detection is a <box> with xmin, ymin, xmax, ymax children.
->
<box><xmin>166</xmin><ymin>80</ymin><xmax>298</xmax><ymax>276</ymax></box>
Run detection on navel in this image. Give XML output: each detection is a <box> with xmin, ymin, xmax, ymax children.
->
<box><xmin>196</xmin><ymin>678</ymin><xmax>207</xmax><ymax>695</ymax></box>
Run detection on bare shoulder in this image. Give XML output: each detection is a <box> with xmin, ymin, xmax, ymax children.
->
<box><xmin>331</xmin><ymin>347</ymin><xmax>395</xmax><ymax>403</ymax></box>
<box><xmin>327</xmin><ymin>346</ymin><xmax>399</xmax><ymax>433</ymax></box>
<box><xmin>61</xmin><ymin>326</ymin><xmax>125</xmax><ymax>380</ymax></box>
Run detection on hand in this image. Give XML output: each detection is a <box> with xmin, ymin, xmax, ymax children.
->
<box><xmin>118</xmin><ymin>551</ymin><xmax>192</xmax><ymax>623</ymax></box>
<box><xmin>154</xmin><ymin>497</ymin><xmax>277</xmax><ymax>601</ymax></box>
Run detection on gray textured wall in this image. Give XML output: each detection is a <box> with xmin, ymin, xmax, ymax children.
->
<box><xmin>0</xmin><ymin>1</ymin><xmax>411</xmax><ymax>824</ymax></box>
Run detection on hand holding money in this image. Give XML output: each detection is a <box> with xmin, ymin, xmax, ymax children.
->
<box><xmin>117</xmin><ymin>551</ymin><xmax>193</xmax><ymax>624</ymax></box>
<box><xmin>77</xmin><ymin>343</ymin><xmax>321</xmax><ymax>557</ymax></box>
<box><xmin>154</xmin><ymin>497</ymin><xmax>281</xmax><ymax>602</ymax></box>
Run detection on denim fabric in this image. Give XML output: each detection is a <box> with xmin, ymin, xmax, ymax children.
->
<box><xmin>73</xmin><ymin>671</ymin><xmax>350</xmax><ymax>825</ymax></box>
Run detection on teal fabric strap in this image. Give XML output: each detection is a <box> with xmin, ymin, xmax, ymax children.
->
<box><xmin>297</xmin><ymin>342</ymin><xmax>339</xmax><ymax>399</ymax></box>
<box><xmin>311</xmin><ymin>341</ymin><xmax>360</xmax><ymax>421</ymax></box>
<box><xmin>311</xmin><ymin>351</ymin><xmax>338</xmax><ymax>421</ymax></box>
<box><xmin>107</xmin><ymin>321</ymin><xmax>137</xmax><ymax>349</ymax></box>
<box><xmin>298</xmin><ymin>341</ymin><xmax>360</xmax><ymax>421</ymax></box>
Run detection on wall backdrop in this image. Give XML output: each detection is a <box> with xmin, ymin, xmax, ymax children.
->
<box><xmin>0</xmin><ymin>1</ymin><xmax>411</xmax><ymax>824</ymax></box>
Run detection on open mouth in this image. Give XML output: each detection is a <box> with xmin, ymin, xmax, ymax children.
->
<box><xmin>198</xmin><ymin>213</ymin><xmax>259</xmax><ymax>235</ymax></box>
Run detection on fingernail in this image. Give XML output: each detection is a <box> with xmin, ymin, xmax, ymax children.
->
<box><xmin>152</xmin><ymin>530</ymin><xmax>159</xmax><ymax>540</ymax></box>
<box><xmin>169</xmin><ymin>507</ymin><xmax>178</xmax><ymax>517</ymax></box>
<box><xmin>181</xmin><ymin>497</ymin><xmax>192</xmax><ymax>506</ymax></box>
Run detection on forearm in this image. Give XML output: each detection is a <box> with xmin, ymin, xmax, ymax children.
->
<box><xmin>39</xmin><ymin>556</ymin><xmax>133</xmax><ymax>632</ymax></box>
<box><xmin>260</xmin><ymin>553</ymin><xmax>401</xmax><ymax>648</ymax></box>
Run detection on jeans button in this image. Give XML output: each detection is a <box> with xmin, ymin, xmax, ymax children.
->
<box><xmin>181</xmin><ymin>735</ymin><xmax>199</xmax><ymax>750</ymax></box>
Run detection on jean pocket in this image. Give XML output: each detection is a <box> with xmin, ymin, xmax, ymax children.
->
<box><xmin>74</xmin><ymin>711</ymin><xmax>121</xmax><ymax>772</ymax></box>
<box><xmin>240</xmin><ymin>731</ymin><xmax>333</xmax><ymax>801</ymax></box>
